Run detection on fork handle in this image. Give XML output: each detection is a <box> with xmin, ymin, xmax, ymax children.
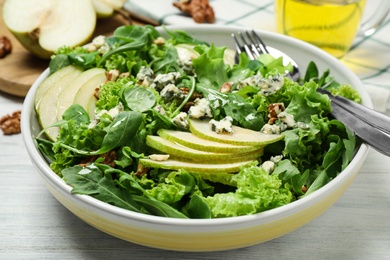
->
<box><xmin>317</xmin><ymin>88</ymin><xmax>390</xmax><ymax>135</ymax></box>
<box><xmin>329</xmin><ymin>101</ymin><xmax>390</xmax><ymax>156</ymax></box>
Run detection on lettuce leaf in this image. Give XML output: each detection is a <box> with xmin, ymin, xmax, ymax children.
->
<box><xmin>203</xmin><ymin>162</ymin><xmax>293</xmax><ymax>218</ymax></box>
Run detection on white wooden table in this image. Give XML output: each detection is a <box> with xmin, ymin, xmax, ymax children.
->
<box><xmin>1</xmin><ymin>86</ymin><xmax>390</xmax><ymax>260</ymax></box>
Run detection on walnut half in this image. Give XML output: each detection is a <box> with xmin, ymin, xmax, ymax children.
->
<box><xmin>173</xmin><ymin>0</ymin><xmax>215</xmax><ymax>23</ymax></box>
<box><xmin>0</xmin><ymin>110</ymin><xmax>21</xmax><ymax>135</ymax></box>
<box><xmin>0</xmin><ymin>36</ymin><xmax>12</xmax><ymax>58</ymax></box>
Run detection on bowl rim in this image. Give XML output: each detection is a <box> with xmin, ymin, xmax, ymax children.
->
<box><xmin>21</xmin><ymin>24</ymin><xmax>370</xmax><ymax>228</ymax></box>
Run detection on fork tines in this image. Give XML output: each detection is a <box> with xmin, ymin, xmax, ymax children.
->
<box><xmin>231</xmin><ymin>30</ymin><xmax>269</xmax><ymax>60</ymax></box>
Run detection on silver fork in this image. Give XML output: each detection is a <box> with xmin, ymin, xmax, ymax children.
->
<box><xmin>231</xmin><ymin>30</ymin><xmax>300</xmax><ymax>81</ymax></box>
<box><xmin>231</xmin><ymin>30</ymin><xmax>390</xmax><ymax>156</ymax></box>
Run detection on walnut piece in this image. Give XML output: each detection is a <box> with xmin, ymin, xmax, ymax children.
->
<box><xmin>0</xmin><ymin>110</ymin><xmax>21</xmax><ymax>135</ymax></box>
<box><xmin>0</xmin><ymin>36</ymin><xmax>12</xmax><ymax>58</ymax></box>
<box><xmin>219</xmin><ymin>82</ymin><xmax>232</xmax><ymax>93</ymax></box>
<box><xmin>78</xmin><ymin>150</ymin><xmax>117</xmax><ymax>168</ymax></box>
<box><xmin>173</xmin><ymin>0</ymin><xmax>215</xmax><ymax>23</ymax></box>
<box><xmin>268</xmin><ymin>103</ymin><xmax>285</xmax><ymax>124</ymax></box>
<box><xmin>136</xmin><ymin>163</ymin><xmax>149</xmax><ymax>177</ymax></box>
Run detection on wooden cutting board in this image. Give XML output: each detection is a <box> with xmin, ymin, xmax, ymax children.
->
<box><xmin>0</xmin><ymin>0</ymin><xmax>135</xmax><ymax>97</ymax></box>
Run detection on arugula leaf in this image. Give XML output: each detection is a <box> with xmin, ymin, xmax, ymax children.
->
<box><xmin>131</xmin><ymin>195</ymin><xmax>188</xmax><ymax>218</ymax></box>
<box><xmin>163</xmin><ymin>27</ymin><xmax>209</xmax><ymax>46</ymax></box>
<box><xmin>98</xmin><ymin>25</ymin><xmax>157</xmax><ymax>66</ymax></box>
<box><xmin>303</xmin><ymin>170</ymin><xmax>330</xmax><ymax>197</ymax></box>
<box><xmin>63</xmin><ymin>163</ymin><xmax>188</xmax><ymax>218</ymax></box>
<box><xmin>151</xmin><ymin>45</ymin><xmax>181</xmax><ymax>73</ymax></box>
<box><xmin>196</xmin><ymin>85</ymin><xmax>264</xmax><ymax>130</ymax></box>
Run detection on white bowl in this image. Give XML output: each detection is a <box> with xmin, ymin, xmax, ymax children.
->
<box><xmin>21</xmin><ymin>25</ymin><xmax>370</xmax><ymax>252</ymax></box>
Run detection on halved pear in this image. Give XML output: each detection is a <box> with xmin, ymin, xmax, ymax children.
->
<box><xmin>37</xmin><ymin>66</ymin><xmax>83</xmax><ymax>141</ymax></box>
<box><xmin>157</xmin><ymin>129</ymin><xmax>260</xmax><ymax>153</ymax></box>
<box><xmin>57</xmin><ymin>68</ymin><xmax>106</xmax><ymax>121</ymax></box>
<box><xmin>146</xmin><ymin>135</ymin><xmax>264</xmax><ymax>164</ymax></box>
<box><xmin>92</xmin><ymin>0</ymin><xmax>125</xmax><ymax>18</ymax></box>
<box><xmin>188</xmin><ymin>119</ymin><xmax>284</xmax><ymax>146</ymax></box>
<box><xmin>3</xmin><ymin>0</ymin><xmax>96</xmax><ymax>59</ymax></box>
<box><xmin>139</xmin><ymin>158</ymin><xmax>254</xmax><ymax>173</ymax></box>
<box><xmin>34</xmin><ymin>66</ymin><xmax>81</xmax><ymax>110</ymax></box>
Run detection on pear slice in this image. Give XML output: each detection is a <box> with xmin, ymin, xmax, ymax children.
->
<box><xmin>92</xmin><ymin>0</ymin><xmax>115</xmax><ymax>18</ymax></box>
<box><xmin>57</xmin><ymin>68</ymin><xmax>106</xmax><ymax>121</ymax></box>
<box><xmin>34</xmin><ymin>66</ymin><xmax>81</xmax><ymax>110</ymax></box>
<box><xmin>157</xmin><ymin>129</ymin><xmax>260</xmax><ymax>153</ymax></box>
<box><xmin>139</xmin><ymin>158</ymin><xmax>254</xmax><ymax>173</ymax></box>
<box><xmin>146</xmin><ymin>135</ymin><xmax>264</xmax><ymax>164</ymax></box>
<box><xmin>188</xmin><ymin>119</ymin><xmax>284</xmax><ymax>146</ymax></box>
<box><xmin>3</xmin><ymin>0</ymin><xmax>96</xmax><ymax>59</ymax></box>
<box><xmin>175</xmin><ymin>44</ymin><xmax>235</xmax><ymax>66</ymax></box>
<box><xmin>73</xmin><ymin>73</ymin><xmax>106</xmax><ymax>119</ymax></box>
<box><xmin>37</xmin><ymin>66</ymin><xmax>83</xmax><ymax>141</ymax></box>
<box><xmin>92</xmin><ymin>0</ymin><xmax>125</xmax><ymax>18</ymax></box>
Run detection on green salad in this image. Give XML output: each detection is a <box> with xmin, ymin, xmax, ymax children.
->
<box><xmin>36</xmin><ymin>25</ymin><xmax>361</xmax><ymax>219</ymax></box>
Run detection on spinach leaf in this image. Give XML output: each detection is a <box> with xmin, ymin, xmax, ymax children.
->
<box><xmin>99</xmin><ymin>111</ymin><xmax>143</xmax><ymax>153</ymax></box>
<box><xmin>68</xmin><ymin>52</ymin><xmax>99</xmax><ymax>69</ymax></box>
<box><xmin>49</xmin><ymin>54</ymin><xmax>71</xmax><ymax>74</ymax></box>
<box><xmin>59</xmin><ymin>111</ymin><xmax>143</xmax><ymax>155</ymax></box>
<box><xmin>181</xmin><ymin>194</ymin><xmax>211</xmax><ymax>219</ymax></box>
<box><xmin>303</xmin><ymin>61</ymin><xmax>319</xmax><ymax>83</ymax></box>
<box><xmin>35</xmin><ymin>138</ymin><xmax>56</xmax><ymax>161</ymax></box>
<box><xmin>122</xmin><ymin>86</ymin><xmax>156</xmax><ymax>112</ymax></box>
<box><xmin>62</xmin><ymin>104</ymin><xmax>90</xmax><ymax>123</ymax></box>
<box><xmin>62</xmin><ymin>165</ymin><xmax>143</xmax><ymax>212</ymax></box>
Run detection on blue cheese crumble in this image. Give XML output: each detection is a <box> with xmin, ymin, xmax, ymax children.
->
<box><xmin>237</xmin><ymin>73</ymin><xmax>284</xmax><ymax>96</ymax></box>
<box><xmin>137</xmin><ymin>66</ymin><xmax>154</xmax><ymax>87</ymax></box>
<box><xmin>209</xmin><ymin>116</ymin><xmax>234</xmax><ymax>134</ymax></box>
<box><xmin>89</xmin><ymin>103</ymin><xmax>124</xmax><ymax>129</ymax></box>
<box><xmin>258</xmin><ymin>74</ymin><xmax>284</xmax><ymax>96</ymax></box>
<box><xmin>172</xmin><ymin>112</ymin><xmax>189</xmax><ymax>129</ymax></box>
<box><xmin>261</xmin><ymin>110</ymin><xmax>310</xmax><ymax>134</ymax></box>
<box><xmin>154</xmin><ymin>105</ymin><xmax>166</xmax><ymax>116</ymax></box>
<box><xmin>153</xmin><ymin>72</ymin><xmax>181</xmax><ymax>91</ymax></box>
<box><xmin>87</xmin><ymin>35</ymin><xmax>110</xmax><ymax>53</ymax></box>
<box><xmin>178</xmin><ymin>58</ymin><xmax>195</xmax><ymax>75</ymax></box>
<box><xmin>261</xmin><ymin>155</ymin><xmax>283</xmax><ymax>173</ymax></box>
<box><xmin>160</xmin><ymin>84</ymin><xmax>184</xmax><ymax>102</ymax></box>
<box><xmin>188</xmin><ymin>98</ymin><xmax>213</xmax><ymax>119</ymax></box>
